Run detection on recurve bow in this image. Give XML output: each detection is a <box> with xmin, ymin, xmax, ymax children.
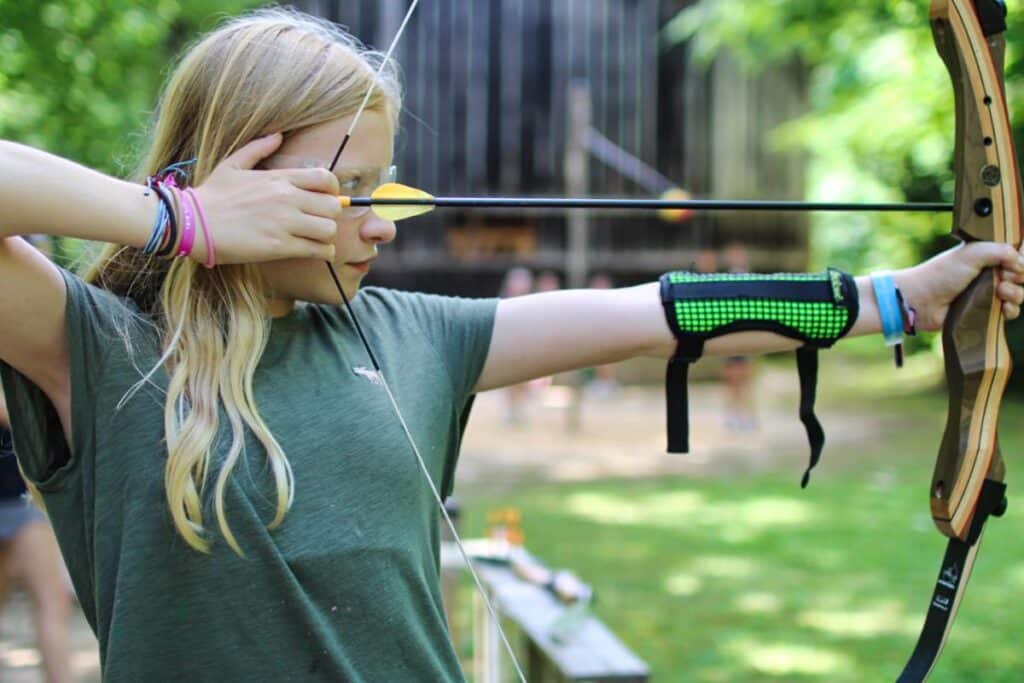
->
<box><xmin>899</xmin><ymin>1</ymin><xmax>1021</xmax><ymax>680</ymax></box>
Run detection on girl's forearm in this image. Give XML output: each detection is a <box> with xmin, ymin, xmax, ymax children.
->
<box><xmin>0</xmin><ymin>141</ymin><xmax>155</xmax><ymax>247</ymax></box>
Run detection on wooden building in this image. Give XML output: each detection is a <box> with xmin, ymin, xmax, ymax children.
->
<box><xmin>295</xmin><ymin>0</ymin><xmax>810</xmax><ymax>296</ymax></box>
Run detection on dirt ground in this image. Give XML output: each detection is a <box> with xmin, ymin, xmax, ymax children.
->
<box><xmin>0</xmin><ymin>365</ymin><xmax>880</xmax><ymax>681</ymax></box>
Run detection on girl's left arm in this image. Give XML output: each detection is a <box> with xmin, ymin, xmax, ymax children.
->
<box><xmin>474</xmin><ymin>242</ymin><xmax>1024</xmax><ymax>392</ymax></box>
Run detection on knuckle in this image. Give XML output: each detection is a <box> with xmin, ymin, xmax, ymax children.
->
<box><xmin>325</xmin><ymin>198</ymin><xmax>343</xmax><ymax>219</ymax></box>
<box><xmin>317</xmin><ymin>168</ymin><xmax>338</xmax><ymax>190</ymax></box>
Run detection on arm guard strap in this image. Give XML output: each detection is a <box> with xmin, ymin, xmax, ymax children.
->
<box><xmin>659</xmin><ymin>268</ymin><xmax>859</xmax><ymax>486</ymax></box>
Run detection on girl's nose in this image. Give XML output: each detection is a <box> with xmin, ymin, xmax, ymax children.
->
<box><xmin>360</xmin><ymin>211</ymin><xmax>397</xmax><ymax>245</ymax></box>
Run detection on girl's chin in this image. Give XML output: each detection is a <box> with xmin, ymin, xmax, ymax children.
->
<box><xmin>266</xmin><ymin>272</ymin><xmax>363</xmax><ymax>308</ymax></box>
<box><xmin>314</xmin><ymin>282</ymin><xmax>362</xmax><ymax>305</ymax></box>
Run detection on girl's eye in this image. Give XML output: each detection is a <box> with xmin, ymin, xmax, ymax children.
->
<box><xmin>339</xmin><ymin>176</ymin><xmax>368</xmax><ymax>194</ymax></box>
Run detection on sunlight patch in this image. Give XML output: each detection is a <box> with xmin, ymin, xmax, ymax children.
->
<box><xmin>1006</xmin><ymin>563</ymin><xmax>1024</xmax><ymax>589</ymax></box>
<box><xmin>563</xmin><ymin>492</ymin><xmax>812</xmax><ymax>536</ymax></box>
<box><xmin>1</xmin><ymin>647</ymin><xmax>42</xmax><ymax>668</ymax></box>
<box><xmin>734</xmin><ymin>591</ymin><xmax>783</xmax><ymax>614</ymax></box>
<box><xmin>797</xmin><ymin>602</ymin><xmax>919</xmax><ymax>637</ymax></box>
<box><xmin>727</xmin><ymin>497</ymin><xmax>813</xmax><ymax>527</ymax></box>
<box><xmin>564</xmin><ymin>490</ymin><xmax>705</xmax><ymax>526</ymax></box>
<box><xmin>691</xmin><ymin>555</ymin><xmax>759</xmax><ymax>580</ymax></box>
<box><xmin>725</xmin><ymin>639</ymin><xmax>851</xmax><ymax>676</ymax></box>
<box><xmin>664</xmin><ymin>571</ymin><xmax>703</xmax><ymax>596</ymax></box>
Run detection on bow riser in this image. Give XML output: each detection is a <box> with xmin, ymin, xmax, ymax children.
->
<box><xmin>930</xmin><ymin>0</ymin><xmax>1021</xmax><ymax>541</ymax></box>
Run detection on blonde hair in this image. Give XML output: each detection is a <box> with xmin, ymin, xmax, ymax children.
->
<box><xmin>81</xmin><ymin>8</ymin><xmax>401</xmax><ymax>554</ymax></box>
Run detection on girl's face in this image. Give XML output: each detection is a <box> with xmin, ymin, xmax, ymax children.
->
<box><xmin>257</xmin><ymin>111</ymin><xmax>397</xmax><ymax>316</ymax></box>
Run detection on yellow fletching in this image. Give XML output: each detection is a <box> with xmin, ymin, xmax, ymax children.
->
<box><xmin>369</xmin><ymin>183</ymin><xmax>436</xmax><ymax>221</ymax></box>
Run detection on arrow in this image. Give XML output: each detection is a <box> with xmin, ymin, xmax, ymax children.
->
<box><xmin>340</xmin><ymin>182</ymin><xmax>954</xmax><ymax>222</ymax></box>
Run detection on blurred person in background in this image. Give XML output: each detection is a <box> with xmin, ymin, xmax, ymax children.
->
<box><xmin>1</xmin><ymin>386</ymin><xmax>73</xmax><ymax>683</ymax></box>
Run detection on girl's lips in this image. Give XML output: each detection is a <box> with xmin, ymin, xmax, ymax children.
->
<box><xmin>346</xmin><ymin>258</ymin><xmax>375</xmax><ymax>274</ymax></box>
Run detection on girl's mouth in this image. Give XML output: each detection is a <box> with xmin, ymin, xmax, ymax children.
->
<box><xmin>346</xmin><ymin>258</ymin><xmax>375</xmax><ymax>274</ymax></box>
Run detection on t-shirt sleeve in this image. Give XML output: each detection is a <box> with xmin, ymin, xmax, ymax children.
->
<box><xmin>399</xmin><ymin>291</ymin><xmax>498</xmax><ymax>404</ymax></box>
<box><xmin>0</xmin><ymin>269</ymin><xmax>134</xmax><ymax>489</ymax></box>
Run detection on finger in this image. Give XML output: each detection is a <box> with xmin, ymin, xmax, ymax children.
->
<box><xmin>295</xmin><ymin>190</ymin><xmax>343</xmax><ymax>222</ymax></box>
<box><xmin>289</xmin><ymin>214</ymin><xmax>338</xmax><ymax>243</ymax></box>
<box><xmin>280</xmin><ymin>167</ymin><xmax>341</xmax><ymax>195</ymax></box>
<box><xmin>999</xmin><ymin>266</ymin><xmax>1024</xmax><ymax>285</ymax></box>
<box><xmin>285</xmin><ymin>235</ymin><xmax>336</xmax><ymax>261</ymax></box>
<box><xmin>1002</xmin><ymin>300</ymin><xmax>1020</xmax><ymax>320</ymax></box>
<box><xmin>996</xmin><ymin>279</ymin><xmax>1024</xmax><ymax>306</ymax></box>
<box><xmin>223</xmin><ymin>133</ymin><xmax>284</xmax><ymax>170</ymax></box>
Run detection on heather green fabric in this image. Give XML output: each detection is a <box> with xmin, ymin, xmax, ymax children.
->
<box><xmin>0</xmin><ymin>269</ymin><xmax>496</xmax><ymax>682</ymax></box>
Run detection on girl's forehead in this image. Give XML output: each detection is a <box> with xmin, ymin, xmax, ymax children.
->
<box><xmin>280</xmin><ymin>111</ymin><xmax>394</xmax><ymax>165</ymax></box>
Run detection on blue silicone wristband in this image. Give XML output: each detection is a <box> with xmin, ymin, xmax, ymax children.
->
<box><xmin>871</xmin><ymin>272</ymin><xmax>904</xmax><ymax>347</ymax></box>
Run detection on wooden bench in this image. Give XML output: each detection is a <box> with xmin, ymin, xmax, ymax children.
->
<box><xmin>441</xmin><ymin>542</ymin><xmax>650</xmax><ymax>682</ymax></box>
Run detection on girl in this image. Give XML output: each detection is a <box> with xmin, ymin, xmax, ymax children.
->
<box><xmin>0</xmin><ymin>8</ymin><xmax>1021</xmax><ymax>682</ymax></box>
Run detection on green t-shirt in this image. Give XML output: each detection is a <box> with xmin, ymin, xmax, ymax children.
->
<box><xmin>0</xmin><ymin>269</ymin><xmax>497</xmax><ymax>682</ymax></box>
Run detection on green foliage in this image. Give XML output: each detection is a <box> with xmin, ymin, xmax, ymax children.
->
<box><xmin>0</xmin><ymin>0</ymin><xmax>261</xmax><ymax>177</ymax></box>
<box><xmin>663</xmin><ymin>0</ymin><xmax>1024</xmax><ymax>390</ymax></box>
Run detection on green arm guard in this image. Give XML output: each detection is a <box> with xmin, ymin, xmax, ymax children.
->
<box><xmin>659</xmin><ymin>268</ymin><xmax>859</xmax><ymax>486</ymax></box>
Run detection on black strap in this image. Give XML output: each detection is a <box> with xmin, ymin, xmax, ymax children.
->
<box><xmin>897</xmin><ymin>479</ymin><xmax>1007</xmax><ymax>682</ymax></box>
<box><xmin>796</xmin><ymin>347</ymin><xmax>825</xmax><ymax>488</ymax></box>
<box><xmin>665</xmin><ymin>337</ymin><xmax>704</xmax><ymax>454</ymax></box>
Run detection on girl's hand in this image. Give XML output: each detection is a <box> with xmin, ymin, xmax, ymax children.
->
<box><xmin>898</xmin><ymin>242</ymin><xmax>1024</xmax><ymax>331</ymax></box>
<box><xmin>190</xmin><ymin>133</ymin><xmax>341</xmax><ymax>265</ymax></box>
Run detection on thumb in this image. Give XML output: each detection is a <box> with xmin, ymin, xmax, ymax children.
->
<box><xmin>225</xmin><ymin>132</ymin><xmax>283</xmax><ymax>170</ymax></box>
<box><xmin>960</xmin><ymin>241</ymin><xmax>1021</xmax><ymax>272</ymax></box>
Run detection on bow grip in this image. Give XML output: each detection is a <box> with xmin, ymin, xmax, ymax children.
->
<box><xmin>934</xmin><ymin>270</ymin><xmax>1010</xmax><ymax>540</ymax></box>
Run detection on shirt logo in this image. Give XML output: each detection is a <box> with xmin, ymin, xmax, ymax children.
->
<box><xmin>352</xmin><ymin>366</ymin><xmax>384</xmax><ymax>386</ymax></box>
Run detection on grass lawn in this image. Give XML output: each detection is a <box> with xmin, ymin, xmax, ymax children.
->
<box><xmin>452</xmin><ymin>354</ymin><xmax>1024</xmax><ymax>682</ymax></box>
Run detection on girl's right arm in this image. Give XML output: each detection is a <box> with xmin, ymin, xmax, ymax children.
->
<box><xmin>0</xmin><ymin>141</ymin><xmax>157</xmax><ymax>436</ymax></box>
<box><xmin>0</xmin><ymin>136</ymin><xmax>341</xmax><ymax>441</ymax></box>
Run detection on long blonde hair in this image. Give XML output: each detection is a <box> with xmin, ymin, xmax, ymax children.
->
<box><xmin>82</xmin><ymin>8</ymin><xmax>401</xmax><ymax>554</ymax></box>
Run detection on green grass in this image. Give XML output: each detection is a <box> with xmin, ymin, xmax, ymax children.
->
<box><xmin>452</xmin><ymin>361</ymin><xmax>1024</xmax><ymax>682</ymax></box>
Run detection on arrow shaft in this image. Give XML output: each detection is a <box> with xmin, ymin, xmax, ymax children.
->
<box><xmin>350</xmin><ymin>196</ymin><xmax>953</xmax><ymax>213</ymax></box>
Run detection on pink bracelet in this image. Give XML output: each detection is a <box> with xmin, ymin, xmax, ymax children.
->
<box><xmin>172</xmin><ymin>186</ymin><xmax>196</xmax><ymax>259</ymax></box>
<box><xmin>184</xmin><ymin>187</ymin><xmax>215</xmax><ymax>268</ymax></box>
